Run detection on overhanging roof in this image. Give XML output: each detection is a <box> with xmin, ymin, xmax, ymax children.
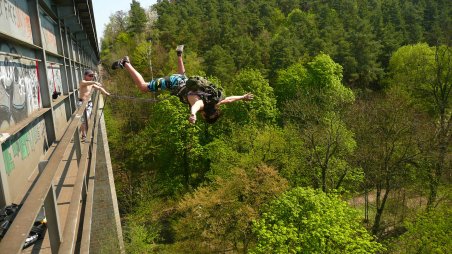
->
<box><xmin>55</xmin><ymin>0</ymin><xmax>99</xmax><ymax>60</ymax></box>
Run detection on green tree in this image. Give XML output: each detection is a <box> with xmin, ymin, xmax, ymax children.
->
<box><xmin>389</xmin><ymin>44</ymin><xmax>452</xmax><ymax>209</ymax></box>
<box><xmin>231</xmin><ymin>36</ymin><xmax>264</xmax><ymax>71</ymax></box>
<box><xmin>225</xmin><ymin>69</ymin><xmax>278</xmax><ymax>124</ymax></box>
<box><xmin>276</xmin><ymin>54</ymin><xmax>355</xmax><ymax>124</ymax></box>
<box><xmin>128</xmin><ymin>0</ymin><xmax>148</xmax><ymax>36</ymax></box>
<box><xmin>343</xmin><ymin>18</ymin><xmax>383</xmax><ymax>88</ymax></box>
<box><xmin>203</xmin><ymin>45</ymin><xmax>236</xmax><ymax>83</ymax></box>
<box><xmin>252</xmin><ymin>187</ymin><xmax>384</xmax><ymax>254</ymax></box>
<box><xmin>314</xmin><ymin>5</ymin><xmax>347</xmax><ymax>58</ymax></box>
<box><xmin>269</xmin><ymin>27</ymin><xmax>300</xmax><ymax>78</ymax></box>
<box><xmin>209</xmin><ymin>69</ymin><xmax>278</xmax><ymax>139</ymax></box>
<box><xmin>390</xmin><ymin>206</ymin><xmax>452</xmax><ymax>254</ymax></box>
<box><xmin>374</xmin><ymin>0</ymin><xmax>404</xmax><ymax>67</ymax></box>
<box><xmin>100</xmin><ymin>11</ymin><xmax>128</xmax><ymax>56</ymax></box>
<box><xmin>277</xmin><ymin>55</ymin><xmax>359</xmax><ymax>192</ymax></box>
<box><xmin>174</xmin><ymin>165</ymin><xmax>288</xmax><ymax>253</ymax></box>
<box><xmin>302</xmin><ymin>112</ymin><xmax>361</xmax><ymax>192</ymax></box>
<box><xmin>349</xmin><ymin>87</ymin><xmax>419</xmax><ymax>235</ymax></box>
<box><xmin>285</xmin><ymin>9</ymin><xmax>319</xmax><ymax>57</ymax></box>
<box><xmin>401</xmin><ymin>1</ymin><xmax>424</xmax><ymax>44</ymax></box>
<box><xmin>205</xmin><ymin>124</ymin><xmax>302</xmax><ymax>181</ymax></box>
<box><xmin>126</xmin><ymin>95</ymin><xmax>205</xmax><ymax>195</ymax></box>
<box><xmin>273</xmin><ymin>62</ymin><xmax>307</xmax><ymax>109</ymax></box>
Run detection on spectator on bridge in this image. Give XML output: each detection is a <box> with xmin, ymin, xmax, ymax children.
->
<box><xmin>78</xmin><ymin>69</ymin><xmax>110</xmax><ymax>142</ymax></box>
<box><xmin>111</xmin><ymin>45</ymin><xmax>253</xmax><ymax>124</ymax></box>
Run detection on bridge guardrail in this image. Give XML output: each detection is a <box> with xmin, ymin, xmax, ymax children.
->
<box><xmin>0</xmin><ymin>93</ymin><xmax>102</xmax><ymax>254</ymax></box>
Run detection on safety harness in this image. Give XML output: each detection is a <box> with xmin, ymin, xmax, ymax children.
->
<box><xmin>175</xmin><ymin>76</ymin><xmax>223</xmax><ymax>106</ymax></box>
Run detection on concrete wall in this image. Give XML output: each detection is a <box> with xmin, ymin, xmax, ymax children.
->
<box><xmin>0</xmin><ymin>0</ymin><xmax>99</xmax><ymax>206</ymax></box>
<box><xmin>90</xmin><ymin>100</ymin><xmax>125</xmax><ymax>253</ymax></box>
<box><xmin>0</xmin><ymin>1</ymin><xmax>125</xmax><ymax>251</ymax></box>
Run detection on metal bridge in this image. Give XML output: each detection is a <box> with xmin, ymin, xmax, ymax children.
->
<box><xmin>0</xmin><ymin>0</ymin><xmax>123</xmax><ymax>253</ymax></box>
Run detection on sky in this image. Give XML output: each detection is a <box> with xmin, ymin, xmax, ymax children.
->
<box><xmin>92</xmin><ymin>0</ymin><xmax>158</xmax><ymax>44</ymax></box>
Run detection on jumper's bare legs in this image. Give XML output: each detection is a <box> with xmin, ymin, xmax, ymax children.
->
<box><xmin>123</xmin><ymin>58</ymin><xmax>149</xmax><ymax>92</ymax></box>
<box><xmin>120</xmin><ymin>45</ymin><xmax>184</xmax><ymax>92</ymax></box>
<box><xmin>176</xmin><ymin>45</ymin><xmax>185</xmax><ymax>75</ymax></box>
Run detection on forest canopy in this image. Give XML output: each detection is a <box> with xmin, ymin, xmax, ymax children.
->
<box><xmin>99</xmin><ymin>0</ymin><xmax>451</xmax><ymax>253</ymax></box>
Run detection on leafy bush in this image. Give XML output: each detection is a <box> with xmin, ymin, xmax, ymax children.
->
<box><xmin>252</xmin><ymin>187</ymin><xmax>384</xmax><ymax>253</ymax></box>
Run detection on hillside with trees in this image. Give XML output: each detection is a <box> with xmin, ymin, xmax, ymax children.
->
<box><xmin>99</xmin><ymin>0</ymin><xmax>451</xmax><ymax>253</ymax></box>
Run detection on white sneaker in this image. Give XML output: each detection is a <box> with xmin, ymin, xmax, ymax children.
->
<box><xmin>176</xmin><ymin>45</ymin><xmax>184</xmax><ymax>56</ymax></box>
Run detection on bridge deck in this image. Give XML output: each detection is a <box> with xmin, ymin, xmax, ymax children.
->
<box><xmin>21</xmin><ymin>139</ymin><xmax>82</xmax><ymax>254</ymax></box>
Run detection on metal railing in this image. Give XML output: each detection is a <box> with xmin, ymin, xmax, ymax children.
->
<box><xmin>0</xmin><ymin>93</ymin><xmax>103</xmax><ymax>254</ymax></box>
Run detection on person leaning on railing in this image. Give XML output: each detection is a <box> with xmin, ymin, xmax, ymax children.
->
<box><xmin>78</xmin><ymin>69</ymin><xmax>110</xmax><ymax>142</ymax></box>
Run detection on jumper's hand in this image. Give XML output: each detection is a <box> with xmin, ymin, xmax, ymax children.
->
<box><xmin>243</xmin><ymin>93</ymin><xmax>254</xmax><ymax>101</ymax></box>
<box><xmin>189</xmin><ymin>113</ymin><xmax>197</xmax><ymax>124</ymax></box>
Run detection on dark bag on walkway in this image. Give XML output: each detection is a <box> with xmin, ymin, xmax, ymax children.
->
<box><xmin>0</xmin><ymin>204</ymin><xmax>47</xmax><ymax>249</ymax></box>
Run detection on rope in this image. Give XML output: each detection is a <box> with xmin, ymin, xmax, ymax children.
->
<box><xmin>109</xmin><ymin>94</ymin><xmax>168</xmax><ymax>103</ymax></box>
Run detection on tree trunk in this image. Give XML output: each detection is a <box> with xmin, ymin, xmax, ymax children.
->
<box><xmin>372</xmin><ymin>184</ymin><xmax>390</xmax><ymax>236</ymax></box>
<box><xmin>427</xmin><ymin>112</ymin><xmax>448</xmax><ymax>209</ymax></box>
<box><xmin>364</xmin><ymin>189</ymin><xmax>369</xmax><ymax>225</ymax></box>
<box><xmin>428</xmin><ymin>46</ymin><xmax>451</xmax><ymax>209</ymax></box>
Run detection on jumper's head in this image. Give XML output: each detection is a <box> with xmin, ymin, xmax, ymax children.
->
<box><xmin>201</xmin><ymin>103</ymin><xmax>221</xmax><ymax>124</ymax></box>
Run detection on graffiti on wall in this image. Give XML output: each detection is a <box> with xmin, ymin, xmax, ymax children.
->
<box><xmin>1</xmin><ymin>119</ymin><xmax>47</xmax><ymax>175</ymax></box>
<box><xmin>0</xmin><ymin>44</ymin><xmax>41</xmax><ymax>130</ymax></box>
<box><xmin>0</xmin><ymin>0</ymin><xmax>33</xmax><ymax>44</ymax></box>
<box><xmin>47</xmin><ymin>64</ymin><xmax>62</xmax><ymax>97</ymax></box>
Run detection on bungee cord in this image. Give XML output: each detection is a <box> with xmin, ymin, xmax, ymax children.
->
<box><xmin>108</xmin><ymin>94</ymin><xmax>168</xmax><ymax>103</ymax></box>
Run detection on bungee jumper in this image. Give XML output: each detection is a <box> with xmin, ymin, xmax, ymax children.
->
<box><xmin>111</xmin><ymin>45</ymin><xmax>253</xmax><ymax>124</ymax></box>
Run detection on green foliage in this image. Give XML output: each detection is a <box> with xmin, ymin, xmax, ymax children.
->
<box><xmin>388</xmin><ymin>43</ymin><xmax>438</xmax><ymax>113</ymax></box>
<box><xmin>305</xmin><ymin>54</ymin><xmax>355</xmax><ymax>109</ymax></box>
<box><xmin>206</xmin><ymin>69</ymin><xmax>278</xmax><ymax>139</ymax></box>
<box><xmin>127</xmin><ymin>0</ymin><xmax>148</xmax><ymax>36</ymax></box>
<box><xmin>131</xmin><ymin>41</ymin><xmax>153</xmax><ymax>76</ymax></box>
<box><xmin>225</xmin><ymin>69</ymin><xmax>278</xmax><ymax>125</ymax></box>
<box><xmin>275</xmin><ymin>55</ymin><xmax>359</xmax><ymax>192</ymax></box>
<box><xmin>269</xmin><ymin>27</ymin><xmax>301</xmax><ymax>76</ymax></box>
<box><xmin>276</xmin><ymin>54</ymin><xmax>354</xmax><ymax>123</ymax></box>
<box><xmin>98</xmin><ymin>0</ymin><xmax>452</xmax><ymax>251</ymax></box>
<box><xmin>348</xmin><ymin>86</ymin><xmax>420</xmax><ymax>235</ymax></box>
<box><xmin>388</xmin><ymin>43</ymin><xmax>451</xmax><ymax>208</ymax></box>
<box><xmin>205</xmin><ymin>124</ymin><xmax>300</xmax><ymax>180</ymax></box>
<box><xmin>274</xmin><ymin>62</ymin><xmax>307</xmax><ymax>108</ymax></box>
<box><xmin>251</xmin><ymin>187</ymin><xmax>384</xmax><ymax>254</ymax></box>
<box><xmin>173</xmin><ymin>165</ymin><xmax>289</xmax><ymax>253</ymax></box>
<box><xmin>166</xmin><ymin>50</ymin><xmax>204</xmax><ymax>77</ymax></box>
<box><xmin>309</xmin><ymin>112</ymin><xmax>361</xmax><ymax>190</ymax></box>
<box><xmin>389</xmin><ymin>206</ymin><xmax>452</xmax><ymax>254</ymax></box>
<box><xmin>124</xmin><ymin>220</ymin><xmax>158</xmax><ymax>254</ymax></box>
<box><xmin>115</xmin><ymin>31</ymin><xmax>133</xmax><ymax>46</ymax></box>
<box><xmin>129</xmin><ymin>95</ymin><xmax>206</xmax><ymax>194</ymax></box>
<box><xmin>203</xmin><ymin>45</ymin><xmax>236</xmax><ymax>82</ymax></box>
